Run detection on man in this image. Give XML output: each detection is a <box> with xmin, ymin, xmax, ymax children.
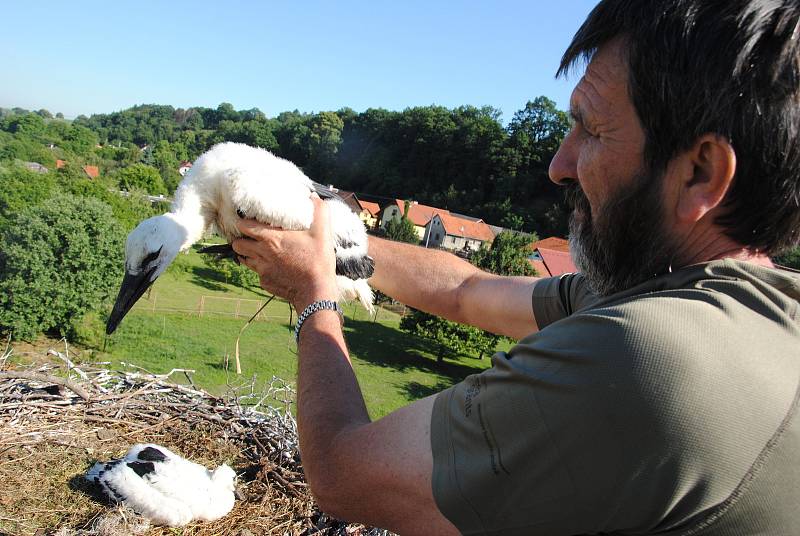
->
<box><xmin>232</xmin><ymin>0</ymin><xmax>800</xmax><ymax>533</ymax></box>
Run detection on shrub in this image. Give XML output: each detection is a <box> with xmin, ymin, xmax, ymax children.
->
<box><xmin>0</xmin><ymin>195</ymin><xmax>125</xmax><ymax>340</ymax></box>
<box><xmin>774</xmin><ymin>246</ymin><xmax>800</xmax><ymax>270</ymax></box>
<box><xmin>204</xmin><ymin>255</ymin><xmax>260</xmax><ymax>289</ymax></box>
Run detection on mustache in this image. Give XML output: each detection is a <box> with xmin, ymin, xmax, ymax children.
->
<box><xmin>564</xmin><ymin>181</ymin><xmax>591</xmax><ymax>215</ymax></box>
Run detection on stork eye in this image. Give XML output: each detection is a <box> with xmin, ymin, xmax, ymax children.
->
<box><xmin>236</xmin><ymin>208</ymin><xmax>246</xmax><ymax>218</ymax></box>
<box><xmin>142</xmin><ymin>247</ymin><xmax>163</xmax><ymax>268</ymax></box>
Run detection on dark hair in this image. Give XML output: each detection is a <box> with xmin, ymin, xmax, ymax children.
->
<box><xmin>559</xmin><ymin>0</ymin><xmax>800</xmax><ymax>255</ymax></box>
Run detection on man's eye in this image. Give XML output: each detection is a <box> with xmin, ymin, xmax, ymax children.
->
<box><xmin>573</xmin><ymin>123</ymin><xmax>595</xmax><ymax>140</ymax></box>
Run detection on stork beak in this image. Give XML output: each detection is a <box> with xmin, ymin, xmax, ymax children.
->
<box><xmin>106</xmin><ymin>267</ymin><xmax>157</xmax><ymax>334</ymax></box>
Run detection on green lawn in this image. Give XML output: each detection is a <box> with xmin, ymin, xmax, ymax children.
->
<box><xmin>87</xmin><ymin>247</ymin><xmax>498</xmax><ymax>418</ymax></box>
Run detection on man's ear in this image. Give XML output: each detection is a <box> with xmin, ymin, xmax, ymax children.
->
<box><xmin>676</xmin><ymin>134</ymin><xmax>737</xmax><ymax>223</ymax></box>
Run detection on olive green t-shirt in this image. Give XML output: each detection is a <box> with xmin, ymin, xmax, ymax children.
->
<box><xmin>431</xmin><ymin>259</ymin><xmax>800</xmax><ymax>535</ymax></box>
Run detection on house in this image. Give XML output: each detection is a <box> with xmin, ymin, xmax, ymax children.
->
<box><xmin>358</xmin><ymin>200</ymin><xmax>381</xmax><ymax>230</ymax></box>
<box><xmin>380</xmin><ymin>200</ymin><xmax>450</xmax><ymax>241</ymax></box>
<box><xmin>424</xmin><ymin>212</ymin><xmax>495</xmax><ymax>252</ymax></box>
<box><xmin>318</xmin><ymin>187</ymin><xmax>381</xmax><ymax>230</ymax></box>
<box><xmin>56</xmin><ymin>159</ymin><xmax>66</xmax><ymax>169</ymax></box>
<box><xmin>330</xmin><ymin>188</ymin><xmax>363</xmax><ymax>215</ymax></box>
<box><xmin>23</xmin><ymin>162</ymin><xmax>48</xmax><ymax>174</ymax></box>
<box><xmin>178</xmin><ymin>161</ymin><xmax>193</xmax><ymax>176</ymax></box>
<box><xmin>528</xmin><ymin>237</ymin><xmax>578</xmax><ymax>277</ymax></box>
<box><xmin>83</xmin><ymin>165</ymin><xmax>99</xmax><ymax>179</ymax></box>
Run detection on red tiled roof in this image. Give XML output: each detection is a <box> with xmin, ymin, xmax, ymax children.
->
<box><xmin>360</xmin><ymin>200</ymin><xmax>380</xmax><ymax>216</ymax></box>
<box><xmin>56</xmin><ymin>159</ymin><xmax>66</xmax><ymax>169</ymax></box>
<box><xmin>531</xmin><ymin>236</ymin><xmax>570</xmax><ymax>252</ymax></box>
<box><xmin>537</xmin><ymin>248</ymin><xmax>577</xmax><ymax>277</ymax></box>
<box><xmin>530</xmin><ymin>260</ymin><xmax>549</xmax><ymax>277</ymax></box>
<box><xmin>83</xmin><ymin>165</ymin><xmax>99</xmax><ymax>179</ymax></box>
<box><xmin>392</xmin><ymin>199</ymin><xmax>449</xmax><ymax>227</ymax></box>
<box><xmin>436</xmin><ymin>212</ymin><xmax>495</xmax><ymax>242</ymax></box>
<box><xmin>332</xmin><ymin>189</ymin><xmax>362</xmax><ymax>214</ymax></box>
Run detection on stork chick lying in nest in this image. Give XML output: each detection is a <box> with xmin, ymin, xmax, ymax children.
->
<box><xmin>85</xmin><ymin>444</ymin><xmax>237</xmax><ymax>527</ymax></box>
<box><xmin>106</xmin><ymin>142</ymin><xmax>374</xmax><ymax>334</ymax></box>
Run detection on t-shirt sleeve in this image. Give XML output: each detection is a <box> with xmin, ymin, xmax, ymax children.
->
<box><xmin>531</xmin><ymin>272</ymin><xmax>598</xmax><ymax>329</ymax></box>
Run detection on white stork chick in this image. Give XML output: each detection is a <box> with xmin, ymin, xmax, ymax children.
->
<box><xmin>106</xmin><ymin>142</ymin><xmax>374</xmax><ymax>334</ymax></box>
<box><xmin>85</xmin><ymin>444</ymin><xmax>236</xmax><ymax>527</ymax></box>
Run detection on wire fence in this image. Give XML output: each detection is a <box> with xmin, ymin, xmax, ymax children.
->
<box><xmin>130</xmin><ymin>290</ymin><xmax>407</xmax><ymax>322</ymax></box>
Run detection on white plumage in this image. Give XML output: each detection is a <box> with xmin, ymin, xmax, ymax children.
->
<box><xmin>85</xmin><ymin>443</ymin><xmax>236</xmax><ymax>527</ymax></box>
<box><xmin>106</xmin><ymin>142</ymin><xmax>374</xmax><ymax>334</ymax></box>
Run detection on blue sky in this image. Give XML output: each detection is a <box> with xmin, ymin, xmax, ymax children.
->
<box><xmin>3</xmin><ymin>1</ymin><xmax>598</xmax><ymax>122</ymax></box>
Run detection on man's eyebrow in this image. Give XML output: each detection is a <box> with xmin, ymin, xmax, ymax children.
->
<box><xmin>569</xmin><ymin>107</ymin><xmax>585</xmax><ymax>126</ymax></box>
<box><xmin>569</xmin><ymin>105</ymin><xmax>594</xmax><ymax>131</ymax></box>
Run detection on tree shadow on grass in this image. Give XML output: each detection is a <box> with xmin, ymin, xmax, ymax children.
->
<box><xmin>189</xmin><ymin>266</ymin><xmax>229</xmax><ymax>292</ymax></box>
<box><xmin>402</xmin><ymin>380</ymin><xmax>456</xmax><ymax>399</ymax></box>
<box><xmin>343</xmin><ymin>318</ymin><xmax>489</xmax><ymax>382</ymax></box>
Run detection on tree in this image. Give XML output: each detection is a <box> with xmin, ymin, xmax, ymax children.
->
<box><xmin>400</xmin><ymin>310</ymin><xmax>497</xmax><ymax>362</ymax></box>
<box><xmin>384</xmin><ymin>201</ymin><xmax>419</xmax><ymax>244</ymax></box>
<box><xmin>115</xmin><ymin>163</ymin><xmax>167</xmax><ymax>195</ymax></box>
<box><xmin>204</xmin><ymin>255</ymin><xmax>260</xmax><ymax>289</ymax></box>
<box><xmin>0</xmin><ymin>195</ymin><xmax>125</xmax><ymax>340</ymax></box>
<box><xmin>151</xmin><ymin>140</ymin><xmax>181</xmax><ymax>192</ymax></box>
<box><xmin>3</xmin><ymin>113</ymin><xmax>46</xmax><ymax>138</ymax></box>
<box><xmin>385</xmin><ymin>216</ymin><xmax>419</xmax><ymax>244</ymax></box>
<box><xmin>306</xmin><ymin>111</ymin><xmax>344</xmax><ymax>181</ymax></box>
<box><xmin>774</xmin><ymin>246</ymin><xmax>800</xmax><ymax>269</ymax></box>
<box><xmin>0</xmin><ymin>164</ymin><xmax>57</xmax><ymax>228</ymax></box>
<box><xmin>471</xmin><ymin>231</ymin><xmax>538</xmax><ymax>277</ymax></box>
<box><xmin>63</xmin><ymin>124</ymin><xmax>98</xmax><ymax>155</ymax></box>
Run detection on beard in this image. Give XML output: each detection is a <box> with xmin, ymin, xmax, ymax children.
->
<box><xmin>565</xmin><ymin>171</ymin><xmax>680</xmax><ymax>297</ymax></box>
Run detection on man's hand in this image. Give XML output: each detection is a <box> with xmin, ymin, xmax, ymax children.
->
<box><xmin>231</xmin><ymin>195</ymin><xmax>337</xmax><ymax>311</ymax></box>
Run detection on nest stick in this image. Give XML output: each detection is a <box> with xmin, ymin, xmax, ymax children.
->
<box><xmin>0</xmin><ymin>371</ymin><xmax>91</xmax><ymax>401</ymax></box>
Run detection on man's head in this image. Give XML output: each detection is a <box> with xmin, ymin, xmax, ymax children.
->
<box><xmin>550</xmin><ymin>0</ymin><xmax>800</xmax><ymax>295</ymax></box>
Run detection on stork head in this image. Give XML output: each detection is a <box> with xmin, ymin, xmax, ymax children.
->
<box><xmin>106</xmin><ymin>214</ymin><xmax>187</xmax><ymax>334</ymax></box>
<box><xmin>211</xmin><ymin>463</ymin><xmax>237</xmax><ymax>491</ymax></box>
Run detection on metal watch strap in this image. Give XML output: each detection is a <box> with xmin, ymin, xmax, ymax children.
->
<box><xmin>294</xmin><ymin>300</ymin><xmax>344</xmax><ymax>342</ymax></box>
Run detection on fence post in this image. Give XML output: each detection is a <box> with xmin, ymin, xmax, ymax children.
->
<box><xmin>152</xmin><ymin>292</ymin><xmax>157</xmax><ymax>313</ymax></box>
<box><xmin>235</xmin><ymin>299</ymin><xmax>241</xmax><ymax>318</ymax></box>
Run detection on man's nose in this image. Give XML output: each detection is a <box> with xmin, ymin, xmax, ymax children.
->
<box><xmin>549</xmin><ymin>132</ymin><xmax>578</xmax><ymax>186</ymax></box>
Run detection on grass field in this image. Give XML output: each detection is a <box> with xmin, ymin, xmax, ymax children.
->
<box><xmin>69</xmin><ymin>247</ymin><xmax>499</xmax><ymax>418</ymax></box>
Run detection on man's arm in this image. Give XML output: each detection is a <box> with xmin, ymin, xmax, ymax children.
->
<box><xmin>295</xmin><ymin>310</ymin><xmax>460</xmax><ymax>535</ymax></box>
<box><xmin>231</xmin><ymin>201</ymin><xmax>460</xmax><ymax>534</ymax></box>
<box><xmin>368</xmin><ymin>236</ymin><xmax>542</xmax><ymax>339</ymax></box>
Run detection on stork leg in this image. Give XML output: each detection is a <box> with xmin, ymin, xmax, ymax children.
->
<box><xmin>198</xmin><ymin>243</ymin><xmax>238</xmax><ymax>263</ymax></box>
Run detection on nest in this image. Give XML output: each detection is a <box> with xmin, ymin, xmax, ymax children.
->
<box><xmin>0</xmin><ymin>343</ymin><xmax>393</xmax><ymax>536</ymax></box>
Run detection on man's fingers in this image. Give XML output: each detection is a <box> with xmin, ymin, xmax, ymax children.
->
<box><xmin>236</xmin><ymin>218</ymin><xmax>282</xmax><ymax>239</ymax></box>
<box><xmin>231</xmin><ymin>237</ymin><xmax>262</xmax><ymax>257</ymax></box>
<box><xmin>309</xmin><ymin>197</ymin><xmax>331</xmax><ymax>235</ymax></box>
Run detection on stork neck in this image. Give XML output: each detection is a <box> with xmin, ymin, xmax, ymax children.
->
<box><xmin>169</xmin><ymin>189</ymin><xmax>208</xmax><ymax>250</ymax></box>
